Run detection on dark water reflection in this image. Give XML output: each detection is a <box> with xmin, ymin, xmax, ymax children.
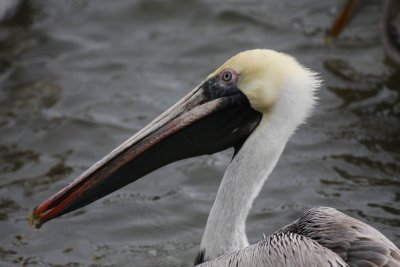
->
<box><xmin>0</xmin><ymin>0</ymin><xmax>399</xmax><ymax>266</ymax></box>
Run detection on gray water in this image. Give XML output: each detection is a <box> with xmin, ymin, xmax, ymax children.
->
<box><xmin>0</xmin><ymin>0</ymin><xmax>399</xmax><ymax>266</ymax></box>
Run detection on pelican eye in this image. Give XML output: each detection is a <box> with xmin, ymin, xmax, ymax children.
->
<box><xmin>220</xmin><ymin>69</ymin><xmax>238</xmax><ymax>84</ymax></box>
<box><xmin>222</xmin><ymin>71</ymin><xmax>232</xmax><ymax>82</ymax></box>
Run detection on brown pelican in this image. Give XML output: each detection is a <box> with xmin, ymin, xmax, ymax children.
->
<box><xmin>328</xmin><ymin>0</ymin><xmax>400</xmax><ymax>65</ymax></box>
<box><xmin>29</xmin><ymin>49</ymin><xmax>400</xmax><ymax>266</ymax></box>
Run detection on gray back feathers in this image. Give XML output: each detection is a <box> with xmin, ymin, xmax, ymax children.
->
<box><xmin>198</xmin><ymin>231</ymin><xmax>347</xmax><ymax>267</ymax></box>
<box><xmin>281</xmin><ymin>207</ymin><xmax>400</xmax><ymax>267</ymax></box>
<box><xmin>197</xmin><ymin>207</ymin><xmax>400</xmax><ymax>267</ymax></box>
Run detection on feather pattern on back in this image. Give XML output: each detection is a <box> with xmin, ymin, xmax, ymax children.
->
<box><xmin>198</xmin><ymin>231</ymin><xmax>347</xmax><ymax>267</ymax></box>
<box><xmin>197</xmin><ymin>207</ymin><xmax>400</xmax><ymax>267</ymax></box>
<box><xmin>280</xmin><ymin>207</ymin><xmax>400</xmax><ymax>267</ymax></box>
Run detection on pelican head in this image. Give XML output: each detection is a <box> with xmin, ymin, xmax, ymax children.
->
<box><xmin>210</xmin><ymin>49</ymin><xmax>318</xmax><ymax>120</ymax></box>
<box><xmin>29</xmin><ymin>49</ymin><xmax>319</xmax><ymax>228</ymax></box>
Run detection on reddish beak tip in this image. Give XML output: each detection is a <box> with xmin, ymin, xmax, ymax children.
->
<box><xmin>28</xmin><ymin>207</ymin><xmax>43</xmax><ymax>229</ymax></box>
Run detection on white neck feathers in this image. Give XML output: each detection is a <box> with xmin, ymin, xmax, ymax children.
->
<box><xmin>199</xmin><ymin>65</ymin><xmax>319</xmax><ymax>261</ymax></box>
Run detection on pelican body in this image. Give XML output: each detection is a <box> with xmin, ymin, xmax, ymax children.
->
<box><xmin>29</xmin><ymin>50</ymin><xmax>400</xmax><ymax>266</ymax></box>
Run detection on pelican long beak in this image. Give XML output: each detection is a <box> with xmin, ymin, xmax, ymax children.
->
<box><xmin>29</xmin><ymin>75</ymin><xmax>262</xmax><ymax>228</ymax></box>
<box><xmin>326</xmin><ymin>0</ymin><xmax>361</xmax><ymax>42</ymax></box>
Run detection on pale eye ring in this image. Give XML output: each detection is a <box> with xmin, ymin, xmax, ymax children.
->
<box><xmin>222</xmin><ymin>71</ymin><xmax>233</xmax><ymax>82</ymax></box>
<box><xmin>220</xmin><ymin>69</ymin><xmax>237</xmax><ymax>83</ymax></box>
